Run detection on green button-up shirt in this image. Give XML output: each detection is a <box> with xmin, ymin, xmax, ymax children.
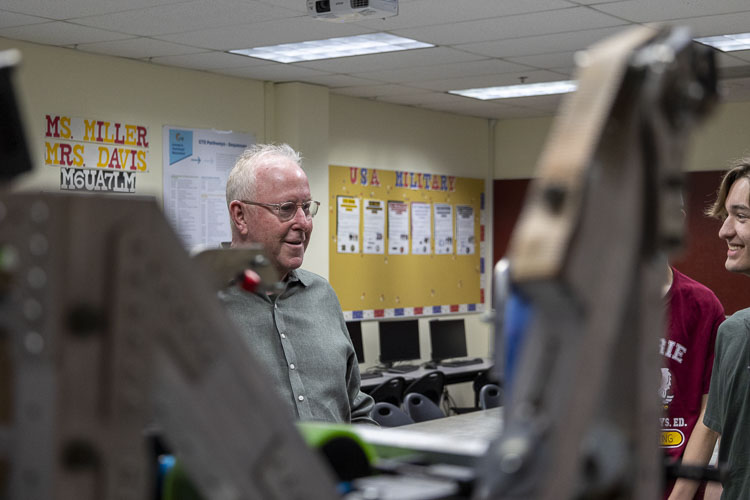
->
<box><xmin>219</xmin><ymin>268</ymin><xmax>376</xmax><ymax>425</ymax></box>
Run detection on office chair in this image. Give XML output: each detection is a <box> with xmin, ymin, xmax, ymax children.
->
<box><xmin>479</xmin><ymin>383</ymin><xmax>503</xmax><ymax>410</ymax></box>
<box><xmin>402</xmin><ymin>370</ymin><xmax>445</xmax><ymax>406</ymax></box>
<box><xmin>370</xmin><ymin>402</ymin><xmax>415</xmax><ymax>427</ymax></box>
<box><xmin>402</xmin><ymin>392</ymin><xmax>445</xmax><ymax>423</ymax></box>
<box><xmin>369</xmin><ymin>376</ymin><xmax>406</xmax><ymax>406</ymax></box>
<box><xmin>472</xmin><ymin>370</ymin><xmax>500</xmax><ymax>408</ymax></box>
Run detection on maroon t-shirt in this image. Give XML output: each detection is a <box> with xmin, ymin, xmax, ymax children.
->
<box><xmin>660</xmin><ymin>267</ymin><xmax>724</xmax><ymax>497</ymax></box>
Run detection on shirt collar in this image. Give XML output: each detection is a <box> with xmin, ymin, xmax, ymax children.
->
<box><xmin>286</xmin><ymin>268</ymin><xmax>311</xmax><ymax>287</ymax></box>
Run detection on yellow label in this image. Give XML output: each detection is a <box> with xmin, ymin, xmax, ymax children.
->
<box><xmin>660</xmin><ymin>430</ymin><xmax>684</xmax><ymax>448</ymax></box>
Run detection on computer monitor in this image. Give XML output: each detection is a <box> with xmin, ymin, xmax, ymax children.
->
<box><xmin>378</xmin><ymin>319</ymin><xmax>420</xmax><ymax>366</ymax></box>
<box><xmin>346</xmin><ymin>321</ymin><xmax>365</xmax><ymax>363</ymax></box>
<box><xmin>429</xmin><ymin>318</ymin><xmax>468</xmax><ymax>362</ymax></box>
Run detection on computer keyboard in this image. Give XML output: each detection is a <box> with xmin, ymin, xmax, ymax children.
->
<box><xmin>439</xmin><ymin>358</ymin><xmax>484</xmax><ymax>367</ymax></box>
<box><xmin>385</xmin><ymin>364</ymin><xmax>420</xmax><ymax>373</ymax></box>
<box><xmin>360</xmin><ymin>371</ymin><xmax>383</xmax><ymax>380</ymax></box>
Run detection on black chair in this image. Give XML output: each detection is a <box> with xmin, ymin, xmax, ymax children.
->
<box><xmin>369</xmin><ymin>376</ymin><xmax>406</xmax><ymax>406</ymax></box>
<box><xmin>402</xmin><ymin>392</ymin><xmax>445</xmax><ymax>422</ymax></box>
<box><xmin>472</xmin><ymin>370</ymin><xmax>501</xmax><ymax>407</ymax></box>
<box><xmin>479</xmin><ymin>383</ymin><xmax>503</xmax><ymax>410</ymax></box>
<box><xmin>370</xmin><ymin>402</ymin><xmax>414</xmax><ymax>427</ymax></box>
<box><xmin>403</xmin><ymin>370</ymin><xmax>445</xmax><ymax>406</ymax></box>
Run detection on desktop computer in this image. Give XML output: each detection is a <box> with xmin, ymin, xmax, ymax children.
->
<box><xmin>378</xmin><ymin>319</ymin><xmax>421</xmax><ymax>373</ymax></box>
<box><xmin>429</xmin><ymin>318</ymin><xmax>482</xmax><ymax>367</ymax></box>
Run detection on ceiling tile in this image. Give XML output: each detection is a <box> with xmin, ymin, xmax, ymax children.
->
<box><xmin>0</xmin><ymin>21</ymin><xmax>133</xmax><ymax>45</ymax></box>
<box><xmin>0</xmin><ymin>10</ymin><xmax>50</xmax><ymax>29</ymax></box>
<box><xmin>0</xmin><ymin>0</ymin><xmax>193</xmax><ymax>20</ymax></box>
<box><xmin>350</xmin><ymin>0</ymin><xmax>574</xmax><ymax>30</ymax></box>
<box><xmin>295</xmin><ymin>47</ymin><xmax>483</xmax><ymax>74</ymax></box>
<box><xmin>152</xmin><ymin>50</ymin><xmax>268</xmax><ymax>70</ymax></box>
<box><xmin>658</xmin><ymin>11</ymin><xmax>750</xmax><ymax>38</ymax></box>
<box><xmin>75</xmin><ymin>37</ymin><xmax>204</xmax><ymax>58</ymax></box>
<box><xmin>353</xmin><ymin>59</ymin><xmax>532</xmax><ymax>84</ymax></box>
<box><xmin>592</xmin><ymin>0</ymin><xmax>750</xmax><ymax>23</ymax></box>
<box><xmin>506</xmin><ymin>50</ymin><xmax>579</xmax><ymax>70</ymax></box>
<box><xmin>72</xmin><ymin>0</ymin><xmax>294</xmax><ymax>37</ymax></box>
<box><xmin>155</xmin><ymin>16</ymin><xmax>375</xmax><ymax>50</ymax></box>
<box><xmin>391</xmin><ymin>7</ymin><xmax>628</xmax><ymax>46</ymax></box>
<box><xmin>457</xmin><ymin>26</ymin><xmax>636</xmax><ymax>59</ymax></box>
<box><xmin>409</xmin><ymin>69</ymin><xmax>570</xmax><ymax>92</ymax></box>
<box><xmin>0</xmin><ymin>0</ymin><xmax>748</xmax><ymax>121</ymax></box>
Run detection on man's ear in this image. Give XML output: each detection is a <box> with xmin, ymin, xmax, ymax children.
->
<box><xmin>229</xmin><ymin>200</ymin><xmax>249</xmax><ymax>236</ymax></box>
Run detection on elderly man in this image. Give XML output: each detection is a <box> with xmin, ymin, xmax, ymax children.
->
<box><xmin>220</xmin><ymin>143</ymin><xmax>376</xmax><ymax>425</ymax></box>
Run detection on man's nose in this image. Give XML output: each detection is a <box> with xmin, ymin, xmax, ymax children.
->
<box><xmin>291</xmin><ymin>205</ymin><xmax>312</xmax><ymax>227</ymax></box>
<box><xmin>719</xmin><ymin>217</ymin><xmax>733</xmax><ymax>239</ymax></box>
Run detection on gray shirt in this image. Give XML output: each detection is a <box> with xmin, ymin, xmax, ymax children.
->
<box><xmin>219</xmin><ymin>268</ymin><xmax>376</xmax><ymax>425</ymax></box>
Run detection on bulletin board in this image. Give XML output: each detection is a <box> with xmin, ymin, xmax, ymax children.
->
<box><xmin>329</xmin><ymin>165</ymin><xmax>486</xmax><ymax>320</ymax></box>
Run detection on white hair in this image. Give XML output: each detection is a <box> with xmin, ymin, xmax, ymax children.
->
<box><xmin>225</xmin><ymin>143</ymin><xmax>303</xmax><ymax>207</ymax></box>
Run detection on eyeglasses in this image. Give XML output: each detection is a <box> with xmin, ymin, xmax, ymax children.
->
<box><xmin>240</xmin><ymin>199</ymin><xmax>320</xmax><ymax>221</ymax></box>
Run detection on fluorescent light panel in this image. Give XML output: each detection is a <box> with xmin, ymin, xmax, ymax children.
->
<box><xmin>449</xmin><ymin>80</ymin><xmax>578</xmax><ymax>100</ymax></box>
<box><xmin>229</xmin><ymin>33</ymin><xmax>433</xmax><ymax>63</ymax></box>
<box><xmin>695</xmin><ymin>32</ymin><xmax>750</xmax><ymax>52</ymax></box>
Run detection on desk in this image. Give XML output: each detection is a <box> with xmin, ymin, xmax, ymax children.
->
<box><xmin>359</xmin><ymin>359</ymin><xmax>495</xmax><ymax>391</ymax></box>
<box><xmin>403</xmin><ymin>407</ymin><xmax>503</xmax><ymax>442</ymax></box>
<box><xmin>352</xmin><ymin>407</ymin><xmax>503</xmax><ymax>465</ymax></box>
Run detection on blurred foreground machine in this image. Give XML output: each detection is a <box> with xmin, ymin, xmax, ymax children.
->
<box><xmin>475</xmin><ymin>24</ymin><xmax>718</xmax><ymax>500</ymax></box>
<box><xmin>0</xmin><ymin>22</ymin><xmax>719</xmax><ymax>500</ymax></box>
<box><xmin>0</xmin><ymin>192</ymin><xmax>343</xmax><ymax>500</ymax></box>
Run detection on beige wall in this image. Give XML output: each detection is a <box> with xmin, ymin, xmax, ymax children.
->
<box><xmin>491</xmin><ymin>100</ymin><xmax>750</xmax><ymax>180</ymax></box>
<box><xmin>2</xmin><ymin>38</ymin><xmax>266</xmax><ymax>199</ymax></box>
<box><xmin>3</xmin><ymin>38</ymin><xmax>494</xmax><ymax>405</ymax></box>
<box><xmin>9</xmin><ymin>37</ymin><xmax>746</xmax><ymax>407</ymax></box>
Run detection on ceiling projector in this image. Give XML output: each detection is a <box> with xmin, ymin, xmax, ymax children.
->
<box><xmin>307</xmin><ymin>0</ymin><xmax>398</xmax><ymax>22</ymax></box>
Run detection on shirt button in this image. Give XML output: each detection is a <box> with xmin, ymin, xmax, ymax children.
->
<box><xmin>298</xmin><ymin>395</ymin><xmax>304</xmax><ymax>401</ymax></box>
<box><xmin>290</xmin><ymin>363</ymin><xmax>296</xmax><ymax>370</ymax></box>
<box><xmin>280</xmin><ymin>333</ymin><xmax>287</xmax><ymax>339</ymax></box>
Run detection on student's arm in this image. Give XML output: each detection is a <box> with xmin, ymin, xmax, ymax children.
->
<box><xmin>667</xmin><ymin>395</ymin><xmax>720</xmax><ymax>500</ymax></box>
<box><xmin>703</xmin><ymin>473</ymin><xmax>723</xmax><ymax>500</ymax></box>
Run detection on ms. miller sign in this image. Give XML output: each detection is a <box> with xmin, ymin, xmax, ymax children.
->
<box><xmin>44</xmin><ymin>114</ymin><xmax>149</xmax><ymax>193</ymax></box>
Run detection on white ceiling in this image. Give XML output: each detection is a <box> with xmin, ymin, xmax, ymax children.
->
<box><xmin>2</xmin><ymin>0</ymin><xmax>750</xmax><ymax>119</ymax></box>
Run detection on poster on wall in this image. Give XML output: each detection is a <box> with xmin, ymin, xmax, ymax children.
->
<box><xmin>162</xmin><ymin>126</ymin><xmax>253</xmax><ymax>251</ymax></box>
<box><xmin>456</xmin><ymin>204</ymin><xmax>475</xmax><ymax>255</ymax></box>
<box><xmin>411</xmin><ymin>202</ymin><xmax>431</xmax><ymax>255</ymax></box>
<box><xmin>363</xmin><ymin>199</ymin><xmax>385</xmax><ymax>254</ymax></box>
<box><xmin>433</xmin><ymin>203</ymin><xmax>453</xmax><ymax>254</ymax></box>
<box><xmin>387</xmin><ymin>201</ymin><xmax>409</xmax><ymax>255</ymax></box>
<box><xmin>44</xmin><ymin>114</ymin><xmax>150</xmax><ymax>194</ymax></box>
<box><xmin>336</xmin><ymin>196</ymin><xmax>360</xmax><ymax>253</ymax></box>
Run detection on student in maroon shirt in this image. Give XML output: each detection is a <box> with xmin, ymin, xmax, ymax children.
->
<box><xmin>662</xmin><ymin>265</ymin><xmax>724</xmax><ymax>499</ymax></box>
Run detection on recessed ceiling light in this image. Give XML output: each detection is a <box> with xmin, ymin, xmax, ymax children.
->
<box><xmin>448</xmin><ymin>80</ymin><xmax>578</xmax><ymax>100</ymax></box>
<box><xmin>695</xmin><ymin>32</ymin><xmax>750</xmax><ymax>52</ymax></box>
<box><xmin>229</xmin><ymin>33</ymin><xmax>433</xmax><ymax>63</ymax></box>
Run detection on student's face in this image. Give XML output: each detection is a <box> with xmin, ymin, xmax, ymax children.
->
<box><xmin>245</xmin><ymin>160</ymin><xmax>313</xmax><ymax>279</ymax></box>
<box><xmin>718</xmin><ymin>176</ymin><xmax>750</xmax><ymax>276</ymax></box>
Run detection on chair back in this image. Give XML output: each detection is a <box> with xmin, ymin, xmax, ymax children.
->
<box><xmin>403</xmin><ymin>370</ymin><xmax>445</xmax><ymax>406</ymax></box>
<box><xmin>472</xmin><ymin>370</ymin><xmax>500</xmax><ymax>407</ymax></box>
<box><xmin>370</xmin><ymin>402</ymin><xmax>414</xmax><ymax>427</ymax></box>
<box><xmin>402</xmin><ymin>392</ymin><xmax>445</xmax><ymax>422</ymax></box>
<box><xmin>479</xmin><ymin>383</ymin><xmax>503</xmax><ymax>410</ymax></box>
<box><xmin>369</xmin><ymin>376</ymin><xmax>406</xmax><ymax>406</ymax></box>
